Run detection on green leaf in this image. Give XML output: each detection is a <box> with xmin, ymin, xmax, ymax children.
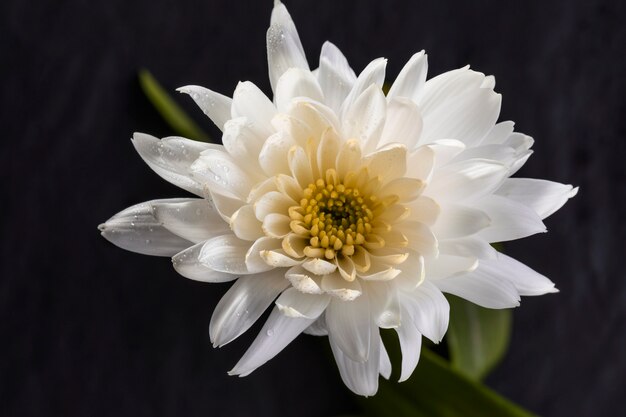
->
<box><xmin>359</xmin><ymin>347</ymin><xmax>536</xmax><ymax>417</ymax></box>
<box><xmin>138</xmin><ymin>69</ymin><xmax>210</xmax><ymax>141</ymax></box>
<box><xmin>446</xmin><ymin>294</ymin><xmax>512</xmax><ymax>380</ymax></box>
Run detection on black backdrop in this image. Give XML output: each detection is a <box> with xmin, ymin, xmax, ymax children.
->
<box><xmin>2</xmin><ymin>0</ymin><xmax>625</xmax><ymax>416</ymax></box>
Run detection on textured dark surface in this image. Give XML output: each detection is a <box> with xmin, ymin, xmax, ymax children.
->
<box><xmin>1</xmin><ymin>0</ymin><xmax>625</xmax><ymax>416</ymax></box>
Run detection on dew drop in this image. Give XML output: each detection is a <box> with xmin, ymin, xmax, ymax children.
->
<box><xmin>266</xmin><ymin>329</ymin><xmax>274</xmax><ymax>337</ymax></box>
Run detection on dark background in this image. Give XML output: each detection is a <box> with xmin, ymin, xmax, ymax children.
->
<box><xmin>1</xmin><ymin>0</ymin><xmax>625</xmax><ymax>416</ymax></box>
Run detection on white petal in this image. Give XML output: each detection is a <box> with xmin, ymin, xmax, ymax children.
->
<box><xmin>198</xmin><ymin>234</ymin><xmax>254</xmax><ymax>274</ymax></box>
<box><xmin>330</xmin><ymin>321</ymin><xmax>380</xmax><ymax>396</ymax></box>
<box><xmin>321</xmin><ymin>272</ymin><xmax>363</xmax><ymax>301</ymax></box>
<box><xmin>258</xmin><ymin>131</ymin><xmax>297</xmax><ymax>177</ymax></box>
<box><xmin>367</xmin><ymin>282</ymin><xmax>401</xmax><ymax>328</ymax></box>
<box><xmin>438</xmin><ymin>237</ymin><xmax>498</xmax><ymax>260</ymax></box>
<box><xmin>99</xmin><ymin>199</ymin><xmax>192</xmax><ymax>257</ymax></box>
<box><xmin>343</xmin><ymin>84</ymin><xmax>387</xmax><ymax>153</ymax></box>
<box><xmin>231</xmin><ymin>81</ymin><xmax>276</xmax><ymax>138</ymax></box>
<box><xmin>406</xmin><ymin>196</ymin><xmax>440</xmax><ymax>226</ymax></box>
<box><xmin>495</xmin><ymin>178</ymin><xmax>578</xmax><ymax>219</ymax></box>
<box><xmin>318</xmin><ymin>41</ymin><xmax>356</xmax><ymax>113</ymax></box>
<box><xmin>177</xmin><ymin>85</ymin><xmax>232</xmax><ymax>131</ymax></box>
<box><xmin>276</xmin><ymin>288</ymin><xmax>330</xmax><ymax>318</ymax></box>
<box><xmin>230</xmin><ymin>205</ymin><xmax>264</xmax><ymax>241</ymax></box>
<box><xmin>210</xmin><ymin>270</ymin><xmax>290</xmax><ymax>347</ymax></box>
<box><xmin>245</xmin><ymin>237</ymin><xmax>281</xmax><ymax>273</ymax></box>
<box><xmin>395</xmin><ymin>251</ymin><xmax>425</xmax><ymax>291</ymax></box>
<box><xmin>426</xmin><ymin>159</ymin><xmax>508</xmax><ymax>202</ymax></box>
<box><xmin>395</xmin><ymin>308</ymin><xmax>422</xmax><ymax>382</ymax></box>
<box><xmin>254</xmin><ymin>191</ymin><xmax>296</xmax><ymax>221</ymax></box>
<box><xmin>378</xmin><ymin>97</ymin><xmax>423</xmax><ymax>150</ymax></box>
<box><xmin>405</xmin><ymin>146</ymin><xmax>435</xmax><ymax>181</ymax></box>
<box><xmin>326</xmin><ymin>293</ymin><xmax>371</xmax><ymax>362</ymax></box>
<box><xmin>172</xmin><ymin>241</ymin><xmax>237</xmax><ymax>282</ymax></box>
<box><xmin>208</xmin><ymin>189</ymin><xmax>244</xmax><ymax>223</ymax></box>
<box><xmin>402</xmin><ymin>221</ymin><xmax>438</xmax><ymax>257</ymax></box>
<box><xmin>275</xmin><ymin>68</ymin><xmax>323</xmax><ymax>112</ymax></box>
<box><xmin>418</xmin><ymin>66</ymin><xmax>483</xmax><ymax>113</ymax></box>
<box><xmin>335</xmin><ymin>138</ymin><xmax>363</xmax><ymax>179</ymax></box>
<box><xmin>260</xmin><ymin>249</ymin><xmax>301</xmax><ymax>267</ymax></box>
<box><xmin>427</xmin><ymin>254</ymin><xmax>479</xmax><ymax>281</ymax></box>
<box><xmin>420</xmin><ymin>84</ymin><xmax>501</xmax><ymax>146</ymax></box>
<box><xmin>317</xmin><ymin>128</ymin><xmax>341</xmax><ymax>176</ymax></box>
<box><xmin>363</xmin><ymin>143</ymin><xmax>407</xmax><ymax>183</ymax></box>
<box><xmin>430</xmin><ymin>204</ymin><xmax>491</xmax><ymax>239</ymax></box>
<box><xmin>434</xmin><ymin>268</ymin><xmax>521</xmax><ymax>309</ymax></box>
<box><xmin>229</xmin><ymin>306</ymin><xmax>316</xmax><ymax>376</ymax></box>
<box><xmin>340</xmin><ymin>57</ymin><xmax>387</xmax><ymax>121</ymax></box>
<box><xmin>286</xmin><ymin>265</ymin><xmax>324</xmax><ymax>294</ymax></box>
<box><xmin>132</xmin><ymin>133</ymin><xmax>215</xmax><ymax>196</ymax></box>
<box><xmin>387</xmin><ymin>50</ymin><xmax>428</xmax><ymax>102</ymax></box>
<box><xmin>288</xmin><ymin>146</ymin><xmax>314</xmax><ymax>187</ymax></box>
<box><xmin>302</xmin><ymin>258</ymin><xmax>337</xmax><ymax>275</ymax></box>
<box><xmin>266</xmin><ymin>1</ymin><xmax>310</xmax><ymax>92</ymax></box>
<box><xmin>191</xmin><ymin>149</ymin><xmax>255</xmax><ymax>200</ymax></box>
<box><xmin>482</xmin><ymin>253</ymin><xmax>558</xmax><ymax>296</ymax></box>
<box><xmin>222</xmin><ymin>117</ymin><xmax>265</xmax><ymax>172</ymax></box>
<box><xmin>427</xmin><ymin>139</ymin><xmax>466</xmax><ymax>168</ymax></box>
<box><xmin>401</xmin><ymin>281</ymin><xmax>449</xmax><ymax>343</ymax></box>
<box><xmin>262</xmin><ymin>213</ymin><xmax>292</xmax><ymax>238</ymax></box>
<box><xmin>153</xmin><ymin>198</ymin><xmax>229</xmax><ymax>243</ymax></box>
<box><xmin>303</xmin><ymin>315</ymin><xmax>328</xmax><ymax>336</ymax></box>
<box><xmin>474</xmin><ymin>195</ymin><xmax>546</xmax><ymax>242</ymax></box>
<box><xmin>379</xmin><ymin>338</ymin><xmax>392</xmax><ymax>380</ymax></box>
<box><xmin>480</xmin><ymin>121</ymin><xmax>515</xmax><ymax>145</ymax></box>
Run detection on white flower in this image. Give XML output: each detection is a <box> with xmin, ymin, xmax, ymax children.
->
<box><xmin>99</xmin><ymin>0</ymin><xmax>577</xmax><ymax>396</ymax></box>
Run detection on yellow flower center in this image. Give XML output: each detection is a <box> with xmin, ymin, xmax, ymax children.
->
<box><xmin>288</xmin><ymin>169</ymin><xmax>384</xmax><ymax>260</ymax></box>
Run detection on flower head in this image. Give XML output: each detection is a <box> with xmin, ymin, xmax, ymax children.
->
<box><xmin>99</xmin><ymin>1</ymin><xmax>577</xmax><ymax>396</ymax></box>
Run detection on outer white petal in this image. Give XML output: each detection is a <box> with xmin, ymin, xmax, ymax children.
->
<box><xmin>198</xmin><ymin>234</ymin><xmax>255</xmax><ymax>274</ymax></box>
<box><xmin>379</xmin><ymin>338</ymin><xmax>392</xmax><ymax>380</ymax></box>
<box><xmin>132</xmin><ymin>133</ymin><xmax>216</xmax><ymax>196</ymax></box>
<box><xmin>363</xmin><ymin>143</ymin><xmax>407</xmax><ymax>183</ymax></box>
<box><xmin>417</xmin><ymin>66</ymin><xmax>484</xmax><ymax>113</ymax></box>
<box><xmin>285</xmin><ymin>265</ymin><xmax>324</xmax><ymax>294</ymax></box>
<box><xmin>434</xmin><ymin>268</ymin><xmax>521</xmax><ymax>309</ymax></box>
<box><xmin>495</xmin><ymin>178</ymin><xmax>578</xmax><ymax>219</ymax></box>
<box><xmin>482</xmin><ymin>253</ymin><xmax>558</xmax><ymax>296</ymax></box>
<box><xmin>222</xmin><ymin>117</ymin><xmax>265</xmax><ymax>172</ymax></box>
<box><xmin>177</xmin><ymin>85</ymin><xmax>232</xmax><ymax>131</ymax></box>
<box><xmin>340</xmin><ymin>58</ymin><xmax>387</xmax><ymax>121</ymax></box>
<box><xmin>276</xmin><ymin>288</ymin><xmax>331</xmax><ymax>318</ymax></box>
<box><xmin>400</xmin><ymin>281</ymin><xmax>449</xmax><ymax>343</ymax></box>
<box><xmin>321</xmin><ymin>272</ymin><xmax>363</xmax><ymax>300</ymax></box>
<box><xmin>275</xmin><ymin>68</ymin><xmax>324</xmax><ymax>112</ymax></box>
<box><xmin>318</xmin><ymin>41</ymin><xmax>356</xmax><ymax>113</ymax></box>
<box><xmin>420</xmin><ymin>82</ymin><xmax>501</xmax><ymax>146</ymax></box>
<box><xmin>431</xmin><ymin>204</ymin><xmax>491</xmax><ymax>239</ymax></box>
<box><xmin>303</xmin><ymin>315</ymin><xmax>328</xmax><ymax>336</ymax></box>
<box><xmin>387</xmin><ymin>50</ymin><xmax>428</xmax><ymax>102</ymax></box>
<box><xmin>152</xmin><ymin>198</ymin><xmax>229</xmax><ymax>243</ymax></box>
<box><xmin>191</xmin><ymin>149</ymin><xmax>255</xmax><ymax>200</ymax></box>
<box><xmin>426</xmin><ymin>159</ymin><xmax>508</xmax><ymax>202</ymax></box>
<box><xmin>395</xmin><ymin>251</ymin><xmax>425</xmax><ymax>291</ymax></box>
<box><xmin>474</xmin><ymin>195</ymin><xmax>547</xmax><ymax>242</ymax></box>
<box><xmin>230</xmin><ymin>306</ymin><xmax>318</xmax><ymax>377</ymax></box>
<box><xmin>172</xmin><ymin>241</ymin><xmax>237</xmax><ymax>282</ymax></box>
<box><xmin>230</xmin><ymin>205</ymin><xmax>264</xmax><ymax>241</ymax></box>
<box><xmin>343</xmin><ymin>84</ymin><xmax>387</xmax><ymax>153</ymax></box>
<box><xmin>231</xmin><ymin>81</ymin><xmax>276</xmax><ymax>139</ymax></box>
<box><xmin>258</xmin><ymin>131</ymin><xmax>297</xmax><ymax>177</ymax></box>
<box><xmin>367</xmin><ymin>282</ymin><xmax>401</xmax><ymax>328</ymax></box>
<box><xmin>378</xmin><ymin>97</ymin><xmax>423</xmax><ymax>150</ymax></box>
<box><xmin>266</xmin><ymin>1</ymin><xmax>310</xmax><ymax>92</ymax></box>
<box><xmin>395</xmin><ymin>308</ymin><xmax>422</xmax><ymax>382</ymax></box>
<box><xmin>210</xmin><ymin>270</ymin><xmax>290</xmax><ymax>347</ymax></box>
<box><xmin>329</xmin><ymin>321</ymin><xmax>380</xmax><ymax>396</ymax></box>
<box><xmin>480</xmin><ymin>121</ymin><xmax>516</xmax><ymax>145</ymax></box>
<box><xmin>244</xmin><ymin>237</ymin><xmax>281</xmax><ymax>273</ymax></box>
<box><xmin>425</xmin><ymin>254</ymin><xmax>479</xmax><ymax>279</ymax></box>
<box><xmin>326</xmin><ymin>292</ymin><xmax>371</xmax><ymax>362</ymax></box>
<box><xmin>99</xmin><ymin>199</ymin><xmax>192</xmax><ymax>257</ymax></box>
<box><xmin>438</xmin><ymin>237</ymin><xmax>498</xmax><ymax>260</ymax></box>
